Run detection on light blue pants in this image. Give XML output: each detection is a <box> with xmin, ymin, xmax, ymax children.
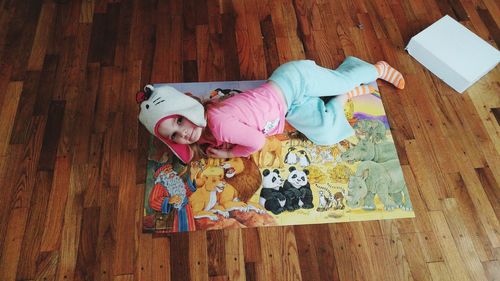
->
<box><xmin>269</xmin><ymin>57</ymin><xmax>379</xmax><ymax>145</ymax></box>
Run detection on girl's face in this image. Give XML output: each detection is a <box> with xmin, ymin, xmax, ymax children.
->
<box><xmin>158</xmin><ymin>116</ymin><xmax>203</xmax><ymax>145</ymax></box>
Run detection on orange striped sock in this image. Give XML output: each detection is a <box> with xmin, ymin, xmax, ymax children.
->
<box><xmin>374</xmin><ymin>61</ymin><xmax>405</xmax><ymax>89</ymax></box>
<box><xmin>346</xmin><ymin>85</ymin><xmax>377</xmax><ymax>99</ymax></box>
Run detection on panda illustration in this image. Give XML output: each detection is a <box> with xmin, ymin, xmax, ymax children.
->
<box><xmin>281</xmin><ymin>166</ymin><xmax>314</xmax><ymax>210</ymax></box>
<box><xmin>284</xmin><ymin>147</ymin><xmax>298</xmax><ymax>165</ymax></box>
<box><xmin>259</xmin><ymin>169</ymin><xmax>287</xmax><ymax>215</ymax></box>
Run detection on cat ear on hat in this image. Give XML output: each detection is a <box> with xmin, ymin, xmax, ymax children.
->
<box><xmin>144</xmin><ymin>84</ymin><xmax>154</xmax><ymax>95</ymax></box>
<box><xmin>136</xmin><ymin>84</ymin><xmax>154</xmax><ymax>104</ymax></box>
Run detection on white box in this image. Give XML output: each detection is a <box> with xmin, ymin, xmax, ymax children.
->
<box><xmin>406</xmin><ymin>15</ymin><xmax>500</xmax><ymax>93</ymax></box>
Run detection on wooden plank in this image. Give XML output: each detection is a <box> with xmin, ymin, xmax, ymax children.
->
<box><xmin>189</xmin><ymin>231</ymin><xmax>209</xmax><ymax>281</ymax></box>
<box><xmin>196</xmin><ymin>24</ymin><xmax>210</xmax><ymax>82</ymax></box>
<box><xmin>242</xmin><ymin>228</ymin><xmax>261</xmax><ymax>263</ymax></box>
<box><xmin>281</xmin><ymin>1</ymin><xmax>305</xmax><ymax>60</ymax></box>
<box><xmin>381</xmin><ymin>86</ymin><xmax>412</xmax><ymax>165</ymax></box>
<box><xmin>93</xmin><ymin>66</ymin><xmax>113</xmax><ymax>133</ymax></box>
<box><xmin>427</xmin><ymin>261</ymin><xmax>453</xmax><ymax>281</ymax></box>
<box><xmin>441</xmin><ymin>94</ymin><xmax>488</xmax><ymax>169</ymax></box>
<box><xmin>295</xmin><ymin>224</ymin><xmax>339</xmax><ymax>281</ymax></box>
<box><xmin>135</xmin><ymin>232</ymin><xmax>153</xmax><ymax>281</ymax></box>
<box><xmin>170</xmin><ymin>234</ymin><xmax>189</xmax><ymax>281</ymax></box>
<box><xmin>207</xmin><ymin>230</ymin><xmax>226</xmax><ymax>277</ymax></box>
<box><xmin>74</xmin><ymin>206</ymin><xmax>100</xmax><ymax>281</ymax></box>
<box><xmin>465</xmin><ymin>67</ymin><xmax>500</xmax><ymax>162</ymax></box>
<box><xmin>33</xmin><ymin>251</ymin><xmax>59</xmax><ymax>281</ymax></box>
<box><xmin>72</xmin><ymin>63</ymin><xmax>100</xmax><ymax>164</ymax></box>
<box><xmin>5</xmin><ymin>114</ymin><xmax>45</xmax><ymax>243</ymax></box>
<box><xmin>54</xmin><ymin>163</ymin><xmax>87</xmax><ymax>281</ymax></box>
<box><xmin>292</xmin><ymin>0</ymin><xmax>318</xmax><ymax>62</ymax></box>
<box><xmin>293</xmin><ymin>225</ymin><xmax>324</xmax><ymax>281</ymax></box>
<box><xmin>445</xmin><ymin>172</ymin><xmax>496</xmax><ymax>262</ymax></box>
<box><xmin>15</xmin><ymin>171</ymin><xmax>53</xmax><ymax>280</ymax></box>
<box><xmin>220</xmin><ymin>1</ymin><xmax>240</xmax><ymax>81</ymax></box>
<box><xmin>112</xmin><ymin>0</ymin><xmax>133</xmax><ymax>68</ymax></box>
<box><xmin>317</xmin><ymin>1</ymin><xmax>344</xmax><ymax>61</ymax></box>
<box><xmin>80</xmin><ymin>0</ymin><xmax>95</xmax><ymax>23</ymax></box>
<box><xmin>429</xmin><ymin>211</ymin><xmax>473</xmax><ymax>281</ymax></box>
<box><xmin>0</xmin><ymin>207</ymin><xmax>29</xmax><ymax>281</ymax></box>
<box><xmin>9</xmin><ymin>72</ymin><xmax>41</xmax><ymax>144</ymax></box>
<box><xmin>366</xmin><ymin>233</ymin><xmax>414</xmax><ymax>281</ymax></box>
<box><xmin>0</xmin><ymin>0</ymin><xmax>43</xmax><ymax>79</ymax></box>
<box><xmin>481</xmin><ymin>0</ymin><xmax>500</xmax><ymax>27</ymax></box>
<box><xmin>475</xmin><ymin>167</ymin><xmax>500</xmax><ymax>219</ymax></box>
<box><xmin>483</xmin><ymin>259</ymin><xmax>500</xmax><ymax>281</ymax></box>
<box><xmin>237</xmin><ymin>1</ymin><xmax>268</xmax><ymax>79</ymax></box>
<box><xmin>460</xmin><ymin>93</ymin><xmax>500</xmax><ymax>184</ymax></box>
<box><xmin>399</xmin><ymin>232</ymin><xmax>433</xmax><ymax>281</ymax></box>
<box><xmin>224</xmin><ymin>229</ymin><xmax>246</xmax><ymax>281</ymax></box>
<box><xmin>405</xmin><ymin>72</ymin><xmax>461</xmax><ymax>174</ymax></box>
<box><xmin>329</xmin><ymin>223</ymin><xmax>375</xmax><ymax>280</ymax></box>
<box><xmin>476</xmin><ymin>5</ymin><xmax>500</xmax><ymax>47</ymax></box>
<box><xmin>441</xmin><ymin>198</ymin><xmax>489</xmax><ymax>281</ymax></box>
<box><xmin>255</xmin><ymin>226</ymin><xmax>302</xmax><ymax>281</ymax></box>
<box><xmin>151</xmin><ymin>12</ymin><xmax>183</xmax><ymax>82</ymax></box>
<box><xmin>260</xmin><ymin>15</ymin><xmax>280</xmax><ymax>77</ymax></box>
<box><xmin>47</xmin><ymin>35</ymin><xmax>75</xmax><ymax>101</ymax></box>
<box><xmin>113</xmin><ymin>150</ymin><xmax>138</xmax><ymax>275</ymax></box>
<box><xmin>0</xmin><ymin>144</ymin><xmax>24</xmax><ymax>257</ymax></box>
<box><xmin>60</xmin><ymin>0</ymin><xmax>84</xmax><ymax>38</ymax></box>
<box><xmin>404</xmin><ymin>139</ymin><xmax>447</xmax><ymax>210</ymax></box>
<box><xmin>458</xmin><ymin>165</ymin><xmax>500</xmax><ymax>248</ymax></box>
<box><xmin>96</xmin><ymin>185</ymin><xmax>119</xmax><ymax>281</ymax></box>
<box><xmin>113</xmin><ymin>274</ymin><xmax>134</xmax><ymax>281</ymax></box>
<box><xmin>107</xmin><ymin>112</ymin><xmax>124</xmax><ymax>188</ymax></box>
<box><xmin>94</xmin><ymin>0</ymin><xmax>108</xmax><ymax>14</ymax></box>
<box><xmin>448</xmin><ymin>0</ymin><xmax>470</xmax><ymax>21</ymax></box>
<box><xmin>32</xmin><ymin>54</ymin><xmax>59</xmax><ymax>115</ymax></box>
<box><xmin>27</xmin><ymin>2</ymin><xmax>56</xmax><ymax>71</ymax></box>
<box><xmin>387</xmin><ymin>0</ymin><xmax>412</xmax><ymax>45</ymax></box>
<box><xmin>83</xmin><ymin>134</ymin><xmax>103</xmax><ymax>208</ymax></box>
<box><xmin>0</xmin><ymin>5</ymin><xmax>15</xmax><ymax>61</ymax></box>
<box><xmin>417</xmin><ymin>231</ymin><xmax>445</xmax><ymax>263</ymax></box>
<box><xmin>0</xmin><ymin>63</ymin><xmax>13</xmax><ymax>111</ymax></box>
<box><xmin>87</xmin><ymin>3</ymin><xmax>119</xmax><ymax>66</ymax></box>
<box><xmin>39</xmin><ymin>156</ymin><xmax>72</xmax><ymax>252</ymax></box>
<box><xmin>0</xmin><ymin>82</ymin><xmax>22</xmax><ymax>156</ymax></box>
<box><xmin>457</xmin><ymin>1</ymin><xmax>492</xmax><ymax>44</ymax></box>
<box><xmin>37</xmin><ymin>101</ymin><xmax>66</xmax><ymax>171</ymax></box>
<box><xmin>120</xmin><ymin>59</ymin><xmax>141</xmax><ymax>150</ymax></box>
<box><xmin>357</xmin><ymin>13</ymin><xmax>385</xmax><ymax>61</ymax></box>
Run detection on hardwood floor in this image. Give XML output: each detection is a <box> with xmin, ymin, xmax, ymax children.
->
<box><xmin>0</xmin><ymin>0</ymin><xmax>499</xmax><ymax>280</ymax></box>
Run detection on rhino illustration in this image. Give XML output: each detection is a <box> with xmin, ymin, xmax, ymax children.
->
<box><xmin>345</xmin><ymin>160</ymin><xmax>412</xmax><ymax>211</ymax></box>
<box><xmin>341</xmin><ymin>139</ymin><xmax>398</xmax><ymax>164</ymax></box>
<box><xmin>353</xmin><ymin>119</ymin><xmax>387</xmax><ymax>143</ymax></box>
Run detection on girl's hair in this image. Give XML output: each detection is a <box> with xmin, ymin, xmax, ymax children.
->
<box><xmin>189</xmin><ymin>143</ymin><xmax>207</xmax><ymax>161</ymax></box>
<box><xmin>184</xmin><ymin>92</ymin><xmax>211</xmax><ymax>162</ymax></box>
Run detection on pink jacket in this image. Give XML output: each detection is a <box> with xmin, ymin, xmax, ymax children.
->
<box><xmin>199</xmin><ymin>83</ymin><xmax>287</xmax><ymax>157</ymax></box>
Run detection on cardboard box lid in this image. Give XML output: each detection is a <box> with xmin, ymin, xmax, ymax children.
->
<box><xmin>406</xmin><ymin>15</ymin><xmax>500</xmax><ymax>91</ymax></box>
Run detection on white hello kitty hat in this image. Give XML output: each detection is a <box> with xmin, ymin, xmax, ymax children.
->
<box><xmin>137</xmin><ymin>84</ymin><xmax>206</xmax><ymax>163</ymax></box>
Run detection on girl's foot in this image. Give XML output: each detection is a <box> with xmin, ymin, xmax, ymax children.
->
<box><xmin>346</xmin><ymin>85</ymin><xmax>377</xmax><ymax>99</ymax></box>
<box><xmin>375</xmin><ymin>61</ymin><xmax>405</xmax><ymax>89</ymax></box>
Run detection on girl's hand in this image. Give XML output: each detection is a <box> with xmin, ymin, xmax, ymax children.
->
<box><xmin>206</xmin><ymin>147</ymin><xmax>234</xmax><ymax>159</ymax></box>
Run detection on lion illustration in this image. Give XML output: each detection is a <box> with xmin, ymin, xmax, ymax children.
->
<box><xmin>252</xmin><ymin>136</ymin><xmax>283</xmax><ymax>168</ymax></box>
<box><xmin>221</xmin><ymin>157</ymin><xmax>262</xmax><ymax>204</ymax></box>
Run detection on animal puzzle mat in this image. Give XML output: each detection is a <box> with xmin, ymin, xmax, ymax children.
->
<box><xmin>142</xmin><ymin>80</ymin><xmax>415</xmax><ymax>234</ymax></box>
